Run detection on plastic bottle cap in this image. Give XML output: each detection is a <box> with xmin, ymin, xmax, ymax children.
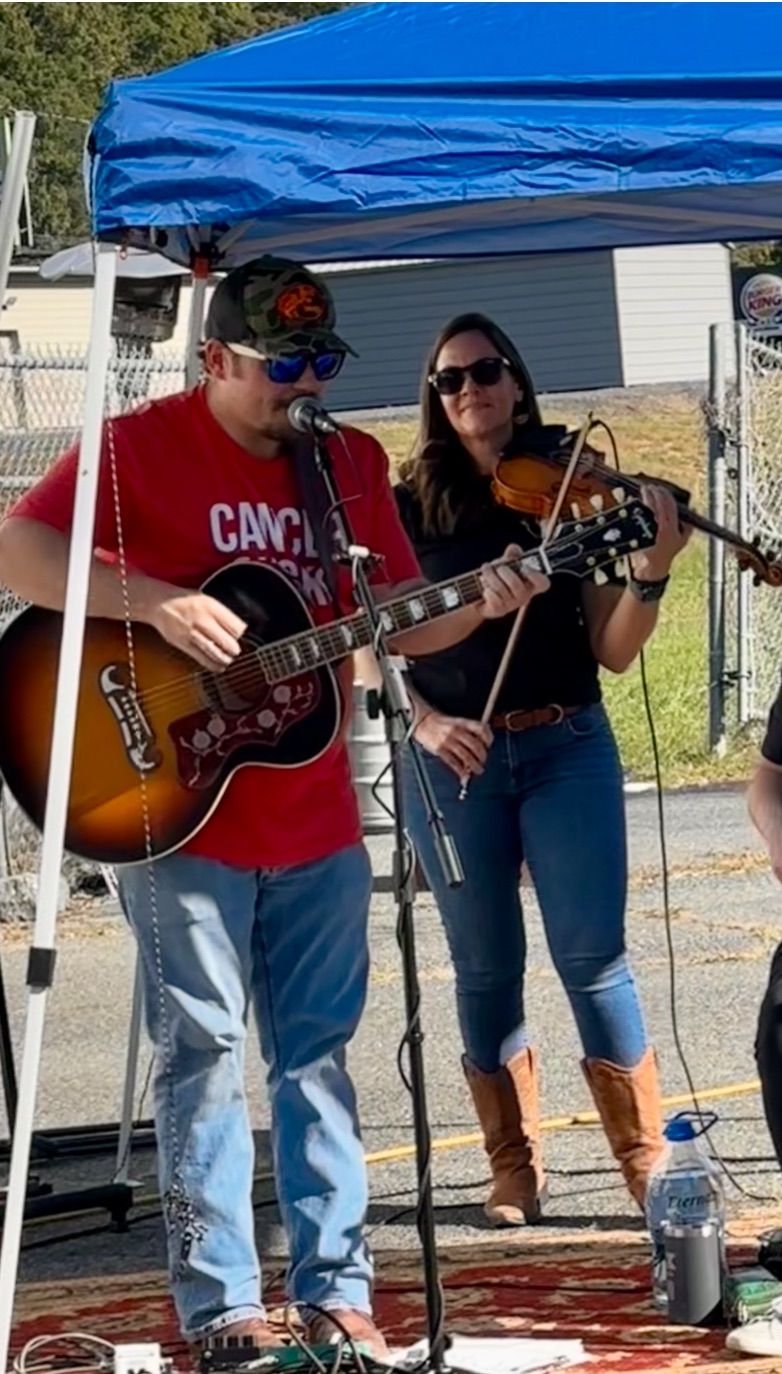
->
<box><xmin>665</xmin><ymin>1119</ymin><xmax>696</xmax><ymax>1142</ymax></box>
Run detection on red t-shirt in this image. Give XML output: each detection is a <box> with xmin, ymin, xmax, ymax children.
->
<box><xmin>10</xmin><ymin>386</ymin><xmax>420</xmax><ymax>868</ymax></box>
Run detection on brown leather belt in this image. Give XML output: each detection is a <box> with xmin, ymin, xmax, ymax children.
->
<box><xmin>490</xmin><ymin>704</ymin><xmax>580</xmax><ymax>732</ymax></box>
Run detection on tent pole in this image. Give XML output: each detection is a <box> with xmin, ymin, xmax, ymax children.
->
<box><xmin>185</xmin><ymin>257</ymin><xmax>209</xmax><ymax>389</ymax></box>
<box><xmin>0</xmin><ymin>243</ymin><xmax>118</xmax><ymax>1373</ymax></box>
<box><xmin>0</xmin><ymin>111</ymin><xmax>36</xmax><ymax>313</ymax></box>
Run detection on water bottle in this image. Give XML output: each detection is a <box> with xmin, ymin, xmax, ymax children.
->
<box><xmin>645</xmin><ymin>1116</ymin><xmax>725</xmax><ymax>1312</ymax></box>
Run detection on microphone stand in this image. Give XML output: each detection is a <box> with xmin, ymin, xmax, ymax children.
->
<box><xmin>308</xmin><ymin>427</ymin><xmax>463</xmax><ymax>1374</ymax></box>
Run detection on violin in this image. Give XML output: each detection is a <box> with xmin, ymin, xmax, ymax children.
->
<box><xmin>491</xmin><ymin>441</ymin><xmax>782</xmax><ymax>588</ymax></box>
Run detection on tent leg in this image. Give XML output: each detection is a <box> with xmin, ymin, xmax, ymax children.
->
<box><xmin>185</xmin><ymin>267</ymin><xmax>208</xmax><ymax>389</ymax></box>
<box><xmin>0</xmin><ymin>243</ymin><xmax>117</xmax><ymax>1372</ymax></box>
<box><xmin>0</xmin><ymin>111</ymin><xmax>36</xmax><ymax>312</ymax></box>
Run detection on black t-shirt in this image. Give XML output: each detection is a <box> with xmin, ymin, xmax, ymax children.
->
<box><xmin>762</xmin><ymin>679</ymin><xmax>782</xmax><ymax>764</ymax></box>
<box><xmin>395</xmin><ymin>474</ymin><xmax>620</xmax><ymax>717</ymax></box>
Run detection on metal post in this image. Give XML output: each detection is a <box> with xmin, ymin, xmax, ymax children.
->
<box><xmin>708</xmin><ymin>324</ymin><xmax>728</xmax><ymax>754</ymax></box>
<box><xmin>0</xmin><ymin>112</ymin><xmax>36</xmax><ymax>313</ymax></box>
<box><xmin>185</xmin><ymin>261</ymin><xmax>209</xmax><ymax>389</ymax></box>
<box><xmin>0</xmin><ymin>244</ymin><xmax>118</xmax><ymax>1374</ymax></box>
<box><xmin>114</xmin><ymin>954</ymin><xmax>144</xmax><ymax>1185</ymax></box>
<box><xmin>736</xmin><ymin>323</ymin><xmax>752</xmax><ymax>727</ymax></box>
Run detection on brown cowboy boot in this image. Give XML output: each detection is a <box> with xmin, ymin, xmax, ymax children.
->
<box><xmin>581</xmin><ymin>1045</ymin><xmax>665</xmax><ymax>1209</ymax></box>
<box><xmin>463</xmin><ymin>1046</ymin><xmax>547</xmax><ymax>1226</ymax></box>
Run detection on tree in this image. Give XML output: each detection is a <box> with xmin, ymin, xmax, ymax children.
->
<box><xmin>0</xmin><ymin>2</ymin><xmax>342</xmax><ymax>249</ymax></box>
<box><xmin>731</xmin><ymin>241</ymin><xmax>782</xmax><ymax>268</ymax></box>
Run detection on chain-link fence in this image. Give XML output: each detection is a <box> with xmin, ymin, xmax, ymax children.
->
<box><xmin>0</xmin><ymin>341</ymin><xmax>186</xmax><ymax>918</ymax></box>
<box><xmin>707</xmin><ymin>323</ymin><xmax>782</xmax><ymax>750</ymax></box>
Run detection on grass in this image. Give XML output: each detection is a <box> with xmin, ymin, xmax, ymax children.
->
<box><xmin>364</xmin><ymin>392</ymin><xmax>760</xmax><ymax>788</ymax></box>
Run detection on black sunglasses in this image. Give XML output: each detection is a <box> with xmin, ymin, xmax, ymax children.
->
<box><xmin>428</xmin><ymin>355</ymin><xmax>512</xmax><ymax>396</ymax></box>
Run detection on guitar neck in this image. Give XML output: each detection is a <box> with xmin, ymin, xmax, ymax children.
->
<box><xmin>257</xmin><ymin>551</ymin><xmax>546</xmax><ymax>684</ymax></box>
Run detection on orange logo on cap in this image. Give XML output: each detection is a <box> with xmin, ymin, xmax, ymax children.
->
<box><xmin>275</xmin><ymin>283</ymin><xmax>328</xmax><ymax>325</ymax></box>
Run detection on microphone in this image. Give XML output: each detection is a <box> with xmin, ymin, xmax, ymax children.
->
<box><xmin>287</xmin><ymin>396</ymin><xmax>341</xmax><ymax>437</ymax></box>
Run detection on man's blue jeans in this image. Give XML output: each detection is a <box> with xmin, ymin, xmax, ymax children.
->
<box><xmin>402</xmin><ymin>704</ymin><xmax>648</xmax><ymax>1072</ymax></box>
<box><xmin>119</xmin><ymin>843</ymin><xmax>373</xmax><ymax>1339</ymax></box>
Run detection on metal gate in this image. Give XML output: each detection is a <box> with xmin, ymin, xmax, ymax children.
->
<box><xmin>707</xmin><ymin>322</ymin><xmax>782</xmax><ymax>751</ymax></box>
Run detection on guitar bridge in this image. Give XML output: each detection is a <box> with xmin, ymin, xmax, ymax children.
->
<box><xmin>99</xmin><ymin>663</ymin><xmax>161</xmax><ymax>773</ymax></box>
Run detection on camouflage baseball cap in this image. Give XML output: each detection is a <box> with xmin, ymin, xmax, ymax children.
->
<box><xmin>205</xmin><ymin>255</ymin><xmax>356</xmax><ymax>358</ymax></box>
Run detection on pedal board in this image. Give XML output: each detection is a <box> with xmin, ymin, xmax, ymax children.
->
<box><xmin>199</xmin><ymin>1341</ymin><xmax>390</xmax><ymax>1374</ymax></box>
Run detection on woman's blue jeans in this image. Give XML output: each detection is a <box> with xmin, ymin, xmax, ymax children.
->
<box><xmin>402</xmin><ymin>704</ymin><xmax>647</xmax><ymax>1073</ymax></box>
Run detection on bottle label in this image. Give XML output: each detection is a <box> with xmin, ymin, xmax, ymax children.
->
<box><xmin>664</xmin><ymin>1176</ymin><xmax>712</xmax><ymax>1223</ymax></box>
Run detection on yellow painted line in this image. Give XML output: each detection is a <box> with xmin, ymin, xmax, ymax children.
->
<box><xmin>20</xmin><ymin>1078</ymin><xmax>763</xmax><ymax>1229</ymax></box>
<box><xmin>364</xmin><ymin>1078</ymin><xmax>762</xmax><ymax>1167</ymax></box>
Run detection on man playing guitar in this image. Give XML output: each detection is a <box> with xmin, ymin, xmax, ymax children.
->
<box><xmin>0</xmin><ymin>256</ymin><xmax>544</xmax><ymax>1357</ymax></box>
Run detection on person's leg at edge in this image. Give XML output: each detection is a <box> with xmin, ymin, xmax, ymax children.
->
<box><xmin>249</xmin><ymin>843</ymin><xmax>385</xmax><ymax>1353</ymax></box>
<box><xmin>119</xmin><ymin>854</ymin><xmax>270</xmax><ymax>1341</ymax></box>
<box><xmin>756</xmin><ymin>940</ymin><xmax>782</xmax><ymax>1169</ymax></box>
<box><xmin>518</xmin><ymin>707</ymin><xmax>664</xmax><ymax>1209</ymax></box>
<box><xmin>401</xmin><ymin>741</ymin><xmax>546</xmax><ymax>1226</ymax></box>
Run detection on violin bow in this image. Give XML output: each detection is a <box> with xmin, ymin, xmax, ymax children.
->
<box><xmin>457</xmin><ymin>412</ymin><xmax>595</xmax><ymax>802</ymax></box>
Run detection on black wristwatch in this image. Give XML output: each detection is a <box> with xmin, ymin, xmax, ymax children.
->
<box><xmin>629</xmin><ymin>574</ymin><xmax>670</xmax><ymax>603</ymax></box>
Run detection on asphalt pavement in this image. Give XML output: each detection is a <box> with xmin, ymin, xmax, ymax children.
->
<box><xmin>2</xmin><ymin>783</ymin><xmax>781</xmax><ymax>1290</ymax></box>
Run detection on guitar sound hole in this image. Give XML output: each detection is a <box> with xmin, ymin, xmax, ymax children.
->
<box><xmin>201</xmin><ymin>647</ymin><xmax>267</xmax><ymax>715</ymax></box>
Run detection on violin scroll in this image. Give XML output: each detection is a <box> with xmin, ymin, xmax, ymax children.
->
<box><xmin>736</xmin><ymin>539</ymin><xmax>782</xmax><ymax>587</ymax></box>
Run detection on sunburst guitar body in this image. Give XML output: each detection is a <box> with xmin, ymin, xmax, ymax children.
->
<box><xmin>0</xmin><ymin>564</ymin><xmax>341</xmax><ymax>865</ymax></box>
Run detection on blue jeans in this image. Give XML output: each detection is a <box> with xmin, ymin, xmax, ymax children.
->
<box><xmin>119</xmin><ymin>843</ymin><xmax>373</xmax><ymax>1339</ymax></box>
<box><xmin>402</xmin><ymin>704</ymin><xmax>647</xmax><ymax>1073</ymax></box>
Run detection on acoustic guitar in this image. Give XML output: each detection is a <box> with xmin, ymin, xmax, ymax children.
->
<box><xmin>0</xmin><ymin>499</ymin><xmax>656</xmax><ymax>865</ymax></box>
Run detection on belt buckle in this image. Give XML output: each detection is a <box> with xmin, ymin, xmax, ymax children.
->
<box><xmin>547</xmin><ymin>703</ymin><xmax>565</xmax><ymax>725</ymax></box>
<box><xmin>504</xmin><ymin>708</ymin><xmax>529</xmax><ymax>732</ymax></box>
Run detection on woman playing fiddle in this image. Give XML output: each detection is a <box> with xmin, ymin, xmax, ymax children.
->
<box><xmin>393</xmin><ymin>313</ymin><xmax>690</xmax><ymax>1225</ymax></box>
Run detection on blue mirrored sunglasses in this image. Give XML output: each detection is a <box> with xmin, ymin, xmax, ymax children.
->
<box><xmin>266</xmin><ymin>350</ymin><xmax>345</xmax><ymax>384</ymax></box>
<box><xmin>226</xmin><ymin>344</ymin><xmax>346</xmax><ymax>384</ymax></box>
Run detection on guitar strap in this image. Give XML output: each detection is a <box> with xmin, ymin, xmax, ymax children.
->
<box><xmin>290</xmin><ymin>433</ymin><xmax>342</xmax><ymax>610</ymax></box>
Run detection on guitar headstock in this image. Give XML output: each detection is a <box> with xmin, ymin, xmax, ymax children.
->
<box><xmin>540</xmin><ymin>499</ymin><xmax>659</xmax><ymax>582</ymax></box>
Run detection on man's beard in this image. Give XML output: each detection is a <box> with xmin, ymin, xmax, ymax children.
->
<box><xmin>254</xmin><ymin>401</ymin><xmax>297</xmax><ymax>445</ymax></box>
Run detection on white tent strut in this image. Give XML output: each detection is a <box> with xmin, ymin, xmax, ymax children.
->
<box><xmin>0</xmin><ymin>112</ymin><xmax>36</xmax><ymax>314</ymax></box>
<box><xmin>0</xmin><ymin>243</ymin><xmax>118</xmax><ymax>1372</ymax></box>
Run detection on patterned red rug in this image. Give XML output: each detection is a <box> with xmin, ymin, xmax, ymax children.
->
<box><xmin>9</xmin><ymin>1234</ymin><xmax>774</xmax><ymax>1373</ymax></box>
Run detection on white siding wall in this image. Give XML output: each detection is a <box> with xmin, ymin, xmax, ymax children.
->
<box><xmin>2</xmin><ymin>278</ymin><xmax>201</xmax><ymax>351</ymax></box>
<box><xmin>613</xmin><ymin>244</ymin><xmax>733</xmax><ymax>386</ymax></box>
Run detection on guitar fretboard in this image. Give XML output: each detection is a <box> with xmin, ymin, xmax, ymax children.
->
<box><xmin>254</xmin><ymin>552</ymin><xmax>547</xmax><ymax>684</ymax></box>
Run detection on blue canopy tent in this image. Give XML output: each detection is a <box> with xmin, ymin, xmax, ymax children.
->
<box><xmin>88</xmin><ymin>0</ymin><xmax>782</xmax><ymax>267</ymax></box>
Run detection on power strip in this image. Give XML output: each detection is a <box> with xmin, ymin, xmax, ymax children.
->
<box><xmin>114</xmin><ymin>1343</ymin><xmax>162</xmax><ymax>1374</ymax></box>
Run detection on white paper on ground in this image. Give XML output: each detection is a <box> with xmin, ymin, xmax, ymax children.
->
<box><xmin>386</xmin><ymin>1334</ymin><xmax>591</xmax><ymax>1373</ymax></box>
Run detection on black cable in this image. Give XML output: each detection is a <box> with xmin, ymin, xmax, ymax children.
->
<box><xmin>284</xmin><ymin>1301</ymin><xmax>367</xmax><ymax>1374</ymax></box>
<box><xmin>642</xmin><ymin>648</ymin><xmax>774</xmax><ymax>1203</ymax></box>
<box><xmin>592</xmin><ymin>417</ymin><xmax>775</xmax><ymax>1204</ymax></box>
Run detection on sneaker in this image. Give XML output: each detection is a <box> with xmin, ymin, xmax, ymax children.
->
<box><xmin>192</xmin><ymin>1317</ymin><xmax>285</xmax><ymax>1355</ymax></box>
<box><xmin>304</xmin><ymin>1309</ymin><xmax>388</xmax><ymax>1360</ymax></box>
<box><xmin>726</xmin><ymin>1299</ymin><xmax>782</xmax><ymax>1357</ymax></box>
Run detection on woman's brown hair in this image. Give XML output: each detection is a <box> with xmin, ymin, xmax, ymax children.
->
<box><xmin>402</xmin><ymin>312</ymin><xmax>542</xmax><ymax>538</ymax></box>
